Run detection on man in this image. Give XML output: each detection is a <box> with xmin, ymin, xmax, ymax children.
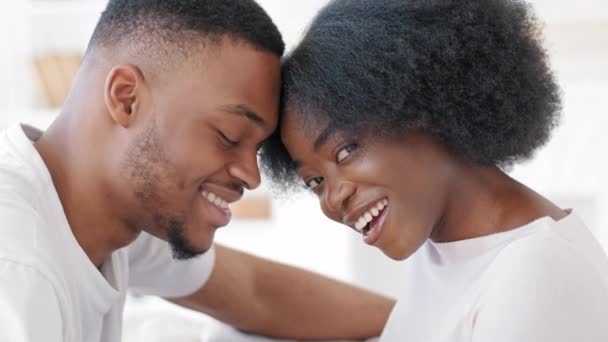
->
<box><xmin>0</xmin><ymin>1</ymin><xmax>394</xmax><ymax>341</ymax></box>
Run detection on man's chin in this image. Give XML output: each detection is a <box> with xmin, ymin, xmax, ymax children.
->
<box><xmin>169</xmin><ymin>242</ymin><xmax>210</xmax><ymax>260</ymax></box>
<box><xmin>167</xmin><ymin>228</ymin><xmax>214</xmax><ymax>260</ymax></box>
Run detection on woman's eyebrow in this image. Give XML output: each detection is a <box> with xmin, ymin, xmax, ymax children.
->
<box><xmin>289</xmin><ymin>123</ymin><xmax>341</xmax><ymax>171</ymax></box>
<box><xmin>313</xmin><ymin>123</ymin><xmax>340</xmax><ymax>152</ymax></box>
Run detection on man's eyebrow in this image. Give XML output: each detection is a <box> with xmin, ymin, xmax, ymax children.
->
<box><xmin>220</xmin><ymin>104</ymin><xmax>267</xmax><ymax>130</ymax></box>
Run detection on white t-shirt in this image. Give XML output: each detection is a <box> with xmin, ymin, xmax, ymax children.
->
<box><xmin>0</xmin><ymin>124</ymin><xmax>216</xmax><ymax>342</ymax></box>
<box><xmin>380</xmin><ymin>213</ymin><xmax>608</xmax><ymax>341</ymax></box>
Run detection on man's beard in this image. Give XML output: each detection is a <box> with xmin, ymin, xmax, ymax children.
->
<box><xmin>124</xmin><ymin>119</ymin><xmax>206</xmax><ymax>260</ymax></box>
<box><xmin>160</xmin><ymin>216</ymin><xmax>202</xmax><ymax>260</ymax></box>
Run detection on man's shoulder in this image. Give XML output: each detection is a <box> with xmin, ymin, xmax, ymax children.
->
<box><xmin>0</xmin><ymin>170</ymin><xmax>52</xmax><ymax>266</ymax></box>
<box><xmin>0</xmin><ymin>168</ymin><xmax>40</xmax><ymax>208</ymax></box>
<box><xmin>0</xmin><ymin>208</ymin><xmax>64</xmax><ymax>302</ymax></box>
<box><xmin>0</xmin><ymin>126</ymin><xmax>43</xmax><ymax>205</ymax></box>
<box><xmin>0</xmin><ymin>203</ymin><xmax>71</xmax><ymax>309</ymax></box>
<box><xmin>0</xmin><ymin>125</ymin><xmax>27</xmax><ymax>167</ymax></box>
<box><xmin>0</xmin><ymin>255</ymin><xmax>67</xmax><ymax>341</ymax></box>
<box><xmin>0</xmin><ymin>156</ymin><xmax>45</xmax><ymax>244</ymax></box>
<box><xmin>0</xmin><ymin>201</ymin><xmax>50</xmax><ymax>269</ymax></box>
<box><xmin>0</xmin><ymin>124</ymin><xmax>49</xmax><ymax>223</ymax></box>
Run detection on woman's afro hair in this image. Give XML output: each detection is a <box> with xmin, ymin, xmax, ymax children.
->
<box><xmin>260</xmin><ymin>0</ymin><xmax>561</xmax><ymax>192</ymax></box>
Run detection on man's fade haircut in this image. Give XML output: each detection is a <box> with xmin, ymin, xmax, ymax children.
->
<box><xmin>87</xmin><ymin>0</ymin><xmax>285</xmax><ymax>58</ymax></box>
<box><xmin>260</xmin><ymin>0</ymin><xmax>561</xmax><ymax>192</ymax></box>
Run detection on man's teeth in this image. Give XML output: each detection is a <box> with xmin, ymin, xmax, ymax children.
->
<box><xmin>354</xmin><ymin>199</ymin><xmax>389</xmax><ymax>232</ymax></box>
<box><xmin>202</xmin><ymin>191</ymin><xmax>230</xmax><ymax>209</ymax></box>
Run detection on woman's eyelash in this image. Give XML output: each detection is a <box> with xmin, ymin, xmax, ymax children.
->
<box><xmin>305</xmin><ymin>177</ymin><xmax>323</xmax><ymax>189</ymax></box>
<box><xmin>336</xmin><ymin>143</ymin><xmax>359</xmax><ymax>163</ymax></box>
<box><xmin>300</xmin><ymin>142</ymin><xmax>359</xmax><ymax>191</ymax></box>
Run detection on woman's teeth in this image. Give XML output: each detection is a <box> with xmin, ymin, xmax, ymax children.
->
<box><xmin>354</xmin><ymin>199</ymin><xmax>389</xmax><ymax>232</ymax></box>
<box><xmin>201</xmin><ymin>191</ymin><xmax>230</xmax><ymax>210</ymax></box>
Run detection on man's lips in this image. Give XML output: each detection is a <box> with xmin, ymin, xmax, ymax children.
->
<box><xmin>199</xmin><ymin>183</ymin><xmax>243</xmax><ymax>204</ymax></box>
<box><xmin>200</xmin><ymin>189</ymin><xmax>233</xmax><ymax>227</ymax></box>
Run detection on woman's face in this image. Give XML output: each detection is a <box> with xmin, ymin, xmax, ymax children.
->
<box><xmin>281</xmin><ymin>111</ymin><xmax>457</xmax><ymax>260</ymax></box>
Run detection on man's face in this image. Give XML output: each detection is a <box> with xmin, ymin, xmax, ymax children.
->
<box><xmin>114</xmin><ymin>41</ymin><xmax>280</xmax><ymax>259</ymax></box>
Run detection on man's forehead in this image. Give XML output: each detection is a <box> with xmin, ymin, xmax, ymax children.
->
<box><xmin>220</xmin><ymin>104</ymin><xmax>278</xmax><ymax>134</ymax></box>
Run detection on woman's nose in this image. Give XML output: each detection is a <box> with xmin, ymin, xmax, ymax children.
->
<box><xmin>321</xmin><ymin>179</ymin><xmax>356</xmax><ymax>220</ymax></box>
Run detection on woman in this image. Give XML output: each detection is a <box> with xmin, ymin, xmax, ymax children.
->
<box><xmin>260</xmin><ymin>0</ymin><xmax>608</xmax><ymax>341</ymax></box>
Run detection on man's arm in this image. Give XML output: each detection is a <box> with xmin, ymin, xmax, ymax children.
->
<box><xmin>170</xmin><ymin>244</ymin><xmax>395</xmax><ymax>340</ymax></box>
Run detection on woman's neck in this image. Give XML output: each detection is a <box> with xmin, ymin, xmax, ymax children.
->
<box><xmin>430</xmin><ymin>165</ymin><xmax>567</xmax><ymax>243</ymax></box>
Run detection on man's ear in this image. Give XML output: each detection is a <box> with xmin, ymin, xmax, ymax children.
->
<box><xmin>104</xmin><ymin>64</ymin><xmax>146</xmax><ymax>128</ymax></box>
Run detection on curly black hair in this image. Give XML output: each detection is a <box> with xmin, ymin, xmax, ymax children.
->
<box><xmin>88</xmin><ymin>0</ymin><xmax>284</xmax><ymax>57</ymax></box>
<box><xmin>260</xmin><ymin>0</ymin><xmax>561</xmax><ymax>192</ymax></box>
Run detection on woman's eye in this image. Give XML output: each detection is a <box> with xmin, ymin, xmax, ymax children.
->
<box><xmin>218</xmin><ymin>131</ymin><xmax>239</xmax><ymax>148</ymax></box>
<box><xmin>305</xmin><ymin>177</ymin><xmax>323</xmax><ymax>190</ymax></box>
<box><xmin>336</xmin><ymin>143</ymin><xmax>358</xmax><ymax>163</ymax></box>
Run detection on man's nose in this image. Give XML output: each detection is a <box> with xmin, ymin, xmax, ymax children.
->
<box><xmin>227</xmin><ymin>151</ymin><xmax>261</xmax><ymax>190</ymax></box>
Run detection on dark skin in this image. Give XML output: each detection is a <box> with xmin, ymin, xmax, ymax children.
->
<box><xmin>31</xmin><ymin>38</ymin><xmax>394</xmax><ymax>339</ymax></box>
<box><xmin>282</xmin><ymin>112</ymin><xmax>568</xmax><ymax>261</ymax></box>
<box><xmin>35</xmin><ymin>40</ymin><xmax>280</xmax><ymax>266</ymax></box>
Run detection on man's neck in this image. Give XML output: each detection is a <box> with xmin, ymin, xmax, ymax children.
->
<box><xmin>34</xmin><ymin>114</ymin><xmax>139</xmax><ymax>268</ymax></box>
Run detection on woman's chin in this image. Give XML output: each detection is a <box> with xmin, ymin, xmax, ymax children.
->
<box><xmin>377</xmin><ymin>237</ymin><xmax>422</xmax><ymax>261</ymax></box>
<box><xmin>381</xmin><ymin>248</ymin><xmax>411</xmax><ymax>261</ymax></box>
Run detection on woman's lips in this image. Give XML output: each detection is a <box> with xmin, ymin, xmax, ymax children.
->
<box><xmin>352</xmin><ymin>199</ymin><xmax>389</xmax><ymax>232</ymax></box>
<box><xmin>363</xmin><ymin>205</ymin><xmax>389</xmax><ymax>245</ymax></box>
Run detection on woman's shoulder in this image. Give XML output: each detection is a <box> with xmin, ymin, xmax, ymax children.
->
<box><xmin>490</xmin><ymin>212</ymin><xmax>608</xmax><ymax>280</ymax></box>
<box><xmin>476</xmin><ymin>212</ymin><xmax>608</xmax><ymax>308</ymax></box>
<box><xmin>471</xmin><ymin>213</ymin><xmax>608</xmax><ymax>341</ymax></box>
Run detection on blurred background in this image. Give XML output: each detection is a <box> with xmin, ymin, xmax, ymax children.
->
<box><xmin>0</xmin><ymin>0</ymin><xmax>606</xmax><ymax>340</ymax></box>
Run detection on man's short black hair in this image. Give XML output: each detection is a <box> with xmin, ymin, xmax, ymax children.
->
<box><xmin>260</xmin><ymin>0</ymin><xmax>561</xmax><ymax>192</ymax></box>
<box><xmin>88</xmin><ymin>0</ymin><xmax>284</xmax><ymax>57</ymax></box>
